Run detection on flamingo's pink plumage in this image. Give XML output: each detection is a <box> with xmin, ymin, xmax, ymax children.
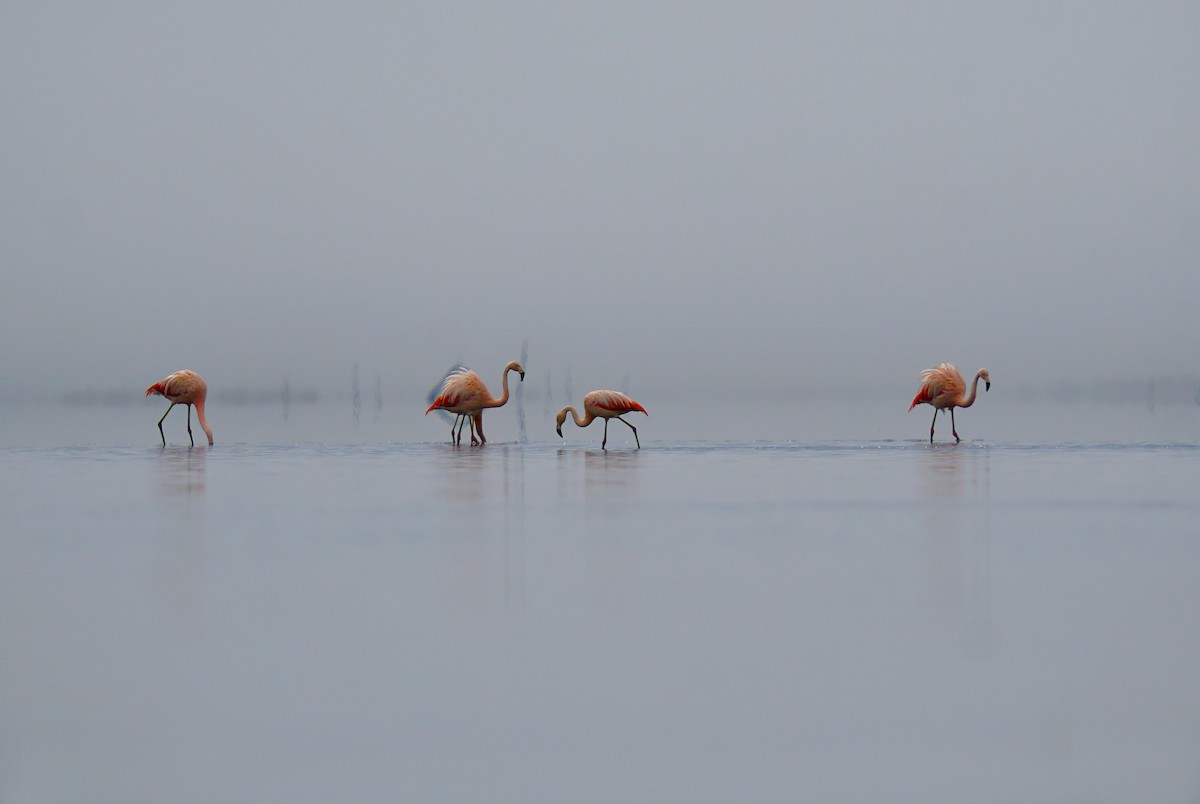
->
<box><xmin>556</xmin><ymin>390</ymin><xmax>648</xmax><ymax>449</ymax></box>
<box><xmin>909</xmin><ymin>363</ymin><xmax>990</xmax><ymax>443</ymax></box>
<box><xmin>146</xmin><ymin>369</ymin><xmax>213</xmax><ymax>446</ymax></box>
<box><xmin>425</xmin><ymin>361</ymin><xmax>524</xmax><ymax>445</ymax></box>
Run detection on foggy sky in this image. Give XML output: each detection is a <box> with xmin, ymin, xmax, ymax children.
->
<box><xmin>2</xmin><ymin>2</ymin><xmax>1198</xmax><ymax>402</ymax></box>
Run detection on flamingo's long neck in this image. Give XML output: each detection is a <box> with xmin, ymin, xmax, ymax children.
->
<box><xmin>195</xmin><ymin>399</ymin><xmax>214</xmax><ymax>445</ymax></box>
<box><xmin>959</xmin><ymin>372</ymin><xmax>984</xmax><ymax>409</ymax></box>
<box><xmin>487</xmin><ymin>367</ymin><xmax>514</xmax><ymax>409</ymax></box>
<box><xmin>564</xmin><ymin>406</ymin><xmax>594</xmax><ymax>428</ymax></box>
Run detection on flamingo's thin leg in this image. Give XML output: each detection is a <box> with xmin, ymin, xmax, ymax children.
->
<box><xmin>951</xmin><ymin>408</ymin><xmax>960</xmax><ymax>443</ymax></box>
<box><xmin>157</xmin><ymin>403</ymin><xmax>176</xmax><ymax>446</ymax></box>
<box><xmin>929</xmin><ymin>407</ymin><xmax>938</xmax><ymax>443</ymax></box>
<box><xmin>186</xmin><ymin>403</ymin><xmax>195</xmax><ymax>447</ymax></box>
<box><xmin>602</xmin><ymin>418</ymin><xmax>609</xmax><ymax>450</ymax></box>
<box><xmin>450</xmin><ymin>414</ymin><xmax>460</xmax><ymax>445</ymax></box>
<box><xmin>617</xmin><ymin>416</ymin><xmax>640</xmax><ymax>449</ymax></box>
<box><xmin>455</xmin><ymin>414</ymin><xmax>469</xmax><ymax>446</ymax></box>
<box><xmin>474</xmin><ymin>413</ymin><xmax>485</xmax><ymax>445</ymax></box>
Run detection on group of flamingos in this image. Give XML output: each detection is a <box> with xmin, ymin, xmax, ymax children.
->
<box><xmin>145</xmin><ymin>361</ymin><xmax>990</xmax><ymax>448</ymax></box>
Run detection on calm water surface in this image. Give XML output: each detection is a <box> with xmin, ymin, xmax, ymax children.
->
<box><xmin>1</xmin><ymin>400</ymin><xmax>1199</xmax><ymax>802</ymax></box>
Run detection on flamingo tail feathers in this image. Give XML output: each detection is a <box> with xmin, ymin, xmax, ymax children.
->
<box><xmin>146</xmin><ymin>382</ymin><xmax>166</xmax><ymax>397</ymax></box>
<box><xmin>594</xmin><ymin>391</ymin><xmax>648</xmax><ymax>416</ymax></box>
<box><xmin>602</xmin><ymin>400</ymin><xmax>648</xmax><ymax>415</ymax></box>
<box><xmin>426</xmin><ymin>393</ymin><xmax>458</xmax><ymax>414</ymax></box>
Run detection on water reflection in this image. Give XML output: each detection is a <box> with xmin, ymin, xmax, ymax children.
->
<box><xmin>917</xmin><ymin>444</ymin><xmax>995</xmax><ymax>656</ymax></box>
<box><xmin>432</xmin><ymin>444</ymin><xmax>489</xmax><ymax>501</ymax></box>
<box><xmin>583</xmin><ymin>447</ymin><xmax>641</xmax><ymax>495</ymax></box>
<box><xmin>430</xmin><ymin>445</ymin><xmax>529</xmax><ymax>622</ymax></box>
<box><xmin>151</xmin><ymin>445</ymin><xmax>208</xmax><ymax>633</ymax></box>
<box><xmin>154</xmin><ymin>444</ymin><xmax>207</xmax><ymax>499</ymax></box>
<box><xmin>554</xmin><ymin>447</ymin><xmax>643</xmax><ymax>501</ymax></box>
<box><xmin>502</xmin><ymin>446</ymin><xmax>526</xmax><ymax>613</ymax></box>
<box><xmin>918</xmin><ymin>442</ymin><xmax>987</xmax><ymax>498</ymax></box>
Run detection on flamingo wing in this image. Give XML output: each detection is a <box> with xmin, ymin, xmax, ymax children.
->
<box><xmin>146</xmin><ymin>370</ymin><xmax>205</xmax><ymax>403</ymax></box>
<box><xmin>426</xmin><ymin>368</ymin><xmax>487</xmax><ymax>413</ymax></box>
<box><xmin>909</xmin><ymin>363</ymin><xmax>965</xmax><ymax>410</ymax></box>
<box><xmin>908</xmin><ymin>386</ymin><xmax>932</xmax><ymax>411</ymax></box>
<box><xmin>586</xmin><ymin>390</ymin><xmax>648</xmax><ymax>417</ymax></box>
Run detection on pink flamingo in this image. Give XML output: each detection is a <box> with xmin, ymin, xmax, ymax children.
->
<box><xmin>556</xmin><ymin>390</ymin><xmax>648</xmax><ymax>449</ymax></box>
<box><xmin>426</xmin><ymin>361</ymin><xmax>524</xmax><ymax>445</ymax></box>
<box><xmin>909</xmin><ymin>363</ymin><xmax>990</xmax><ymax>443</ymax></box>
<box><xmin>146</xmin><ymin>370</ymin><xmax>213</xmax><ymax>446</ymax></box>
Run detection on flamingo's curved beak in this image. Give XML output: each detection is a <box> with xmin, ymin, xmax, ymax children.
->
<box><xmin>985</xmin><ymin>381</ymin><xmax>991</xmax><ymax>392</ymax></box>
<box><xmin>519</xmin><ymin>371</ymin><xmax>526</xmax><ymax>381</ymax></box>
<box><xmin>556</xmin><ymin>425</ymin><xmax>563</xmax><ymax>438</ymax></box>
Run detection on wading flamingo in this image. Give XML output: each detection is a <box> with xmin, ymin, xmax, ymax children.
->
<box><xmin>146</xmin><ymin>370</ymin><xmax>213</xmax><ymax>446</ymax></box>
<box><xmin>909</xmin><ymin>363</ymin><xmax>990</xmax><ymax>443</ymax></box>
<box><xmin>556</xmin><ymin>390</ymin><xmax>648</xmax><ymax>449</ymax></box>
<box><xmin>426</xmin><ymin>361</ymin><xmax>524</xmax><ymax>445</ymax></box>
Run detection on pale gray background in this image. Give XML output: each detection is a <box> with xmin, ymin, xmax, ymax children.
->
<box><xmin>2</xmin><ymin>2</ymin><xmax>1197</xmax><ymax>403</ymax></box>
<box><xmin>3</xmin><ymin>7</ymin><xmax>1200</xmax><ymax>801</ymax></box>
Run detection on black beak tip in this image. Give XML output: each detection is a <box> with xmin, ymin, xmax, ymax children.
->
<box><xmin>556</xmin><ymin>426</ymin><xmax>562</xmax><ymax>438</ymax></box>
<box><xmin>519</xmin><ymin>372</ymin><xmax>526</xmax><ymax>381</ymax></box>
<box><xmin>985</xmin><ymin>381</ymin><xmax>991</xmax><ymax>392</ymax></box>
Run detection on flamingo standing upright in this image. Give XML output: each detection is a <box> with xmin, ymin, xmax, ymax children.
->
<box><xmin>909</xmin><ymin>363</ymin><xmax>990</xmax><ymax>443</ymax></box>
<box><xmin>425</xmin><ymin>361</ymin><xmax>524</xmax><ymax>445</ymax></box>
<box><xmin>146</xmin><ymin>370</ymin><xmax>213</xmax><ymax>446</ymax></box>
<box><xmin>556</xmin><ymin>390</ymin><xmax>648</xmax><ymax>449</ymax></box>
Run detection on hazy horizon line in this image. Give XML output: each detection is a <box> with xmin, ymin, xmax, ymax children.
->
<box><xmin>5</xmin><ymin>375</ymin><xmax>1198</xmax><ymax>408</ymax></box>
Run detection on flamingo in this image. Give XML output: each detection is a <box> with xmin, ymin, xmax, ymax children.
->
<box><xmin>425</xmin><ymin>361</ymin><xmax>524</xmax><ymax>445</ymax></box>
<box><xmin>556</xmin><ymin>390</ymin><xmax>648</xmax><ymax>449</ymax></box>
<box><xmin>909</xmin><ymin>363</ymin><xmax>990</xmax><ymax>443</ymax></box>
<box><xmin>146</xmin><ymin>370</ymin><xmax>213</xmax><ymax>446</ymax></box>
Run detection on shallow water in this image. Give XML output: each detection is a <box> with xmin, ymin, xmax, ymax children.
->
<box><xmin>2</xmin><ymin>400</ymin><xmax>1199</xmax><ymax>802</ymax></box>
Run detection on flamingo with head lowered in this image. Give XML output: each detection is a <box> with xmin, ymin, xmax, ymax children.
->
<box><xmin>909</xmin><ymin>363</ymin><xmax>990</xmax><ymax>443</ymax></box>
<box><xmin>556</xmin><ymin>390</ymin><xmax>647</xmax><ymax>449</ymax></box>
<box><xmin>146</xmin><ymin>370</ymin><xmax>213</xmax><ymax>446</ymax></box>
<box><xmin>426</xmin><ymin>361</ymin><xmax>524</xmax><ymax>445</ymax></box>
